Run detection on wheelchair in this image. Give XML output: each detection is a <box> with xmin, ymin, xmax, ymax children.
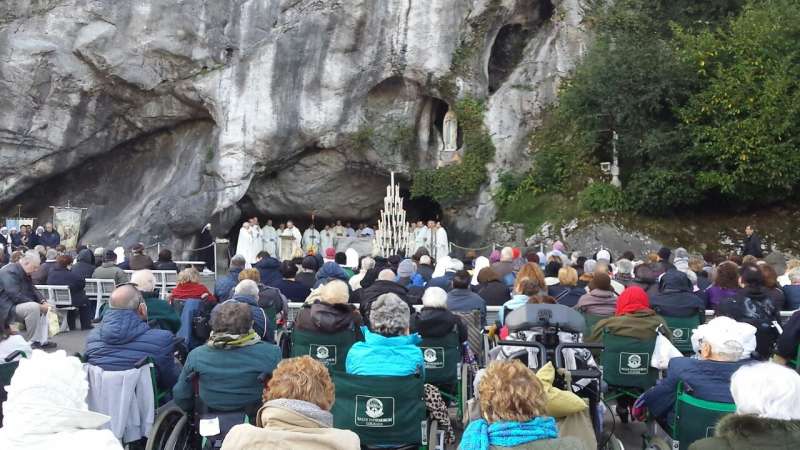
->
<box><xmin>654</xmin><ymin>309</ymin><xmax>704</xmax><ymax>355</ymax></box>
<box><xmin>146</xmin><ymin>372</ymin><xmax>254</xmax><ymax>450</ymax></box>
<box><xmin>417</xmin><ymin>327</ymin><xmax>469</xmax><ymax>424</ymax></box>
<box><xmin>331</xmin><ymin>371</ymin><xmax>438</xmax><ymax>450</ymax></box>
<box><xmin>0</xmin><ymin>350</ymin><xmax>26</xmax><ymax>422</ymax></box>
<box><xmin>601</xmin><ymin>329</ymin><xmax>659</xmax><ymax>424</ymax></box>
<box><xmin>279</xmin><ymin>323</ymin><xmax>360</xmax><ymax>372</ymax></box>
<box><xmin>494</xmin><ymin>304</ymin><xmax>616</xmax><ymax>447</ymax></box>
<box><xmin>643</xmin><ymin>381</ymin><xmax>735</xmax><ymax>450</ymax></box>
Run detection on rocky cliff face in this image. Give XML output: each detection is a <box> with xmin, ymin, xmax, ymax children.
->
<box><xmin>0</xmin><ymin>0</ymin><xmax>589</xmax><ymax>249</ymax></box>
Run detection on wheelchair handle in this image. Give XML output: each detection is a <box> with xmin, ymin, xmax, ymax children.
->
<box><xmin>553</xmin><ymin>342</ymin><xmax>603</xmax><ymax>370</ymax></box>
<box><xmin>4</xmin><ymin>350</ymin><xmax>24</xmax><ymax>363</ymax></box>
<box><xmin>495</xmin><ymin>339</ymin><xmax>547</xmax><ymax>368</ymax></box>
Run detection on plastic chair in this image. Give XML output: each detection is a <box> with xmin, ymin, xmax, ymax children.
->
<box><xmin>331</xmin><ymin>371</ymin><xmax>432</xmax><ymax>449</ymax></box>
<box><xmin>289</xmin><ymin>327</ymin><xmax>359</xmax><ymax>372</ymax></box>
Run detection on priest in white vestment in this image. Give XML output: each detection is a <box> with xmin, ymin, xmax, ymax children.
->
<box><xmin>413</xmin><ymin>221</ymin><xmax>428</xmax><ymax>254</ymax></box>
<box><xmin>302</xmin><ymin>225</ymin><xmax>321</xmax><ymax>254</ymax></box>
<box><xmin>248</xmin><ymin>217</ymin><xmax>263</xmax><ymax>255</ymax></box>
<box><xmin>261</xmin><ymin>219</ymin><xmax>278</xmax><ymax>257</ymax></box>
<box><xmin>281</xmin><ymin>221</ymin><xmax>303</xmax><ymax>258</ymax></box>
<box><xmin>434</xmin><ymin>222</ymin><xmax>449</xmax><ymax>260</ymax></box>
<box><xmin>320</xmin><ymin>225</ymin><xmax>334</xmax><ymax>253</ymax></box>
<box><xmin>236</xmin><ymin>222</ymin><xmax>259</xmax><ymax>264</ymax></box>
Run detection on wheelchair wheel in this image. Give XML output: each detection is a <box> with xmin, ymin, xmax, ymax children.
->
<box><xmin>164</xmin><ymin>413</ymin><xmax>193</xmax><ymax>450</ymax></box>
<box><xmin>427</xmin><ymin>418</ymin><xmax>439</xmax><ymax>449</ymax></box>
<box><xmin>145</xmin><ymin>405</ymin><xmax>185</xmax><ymax>450</ymax></box>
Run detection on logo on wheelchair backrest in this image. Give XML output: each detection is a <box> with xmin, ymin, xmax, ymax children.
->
<box><xmin>366</xmin><ymin>398</ymin><xmax>384</xmax><ymax>418</ymax></box>
<box><xmin>355</xmin><ymin>395</ymin><xmax>395</xmax><ymax>427</ymax></box>
<box><xmin>309</xmin><ymin>344</ymin><xmax>337</xmax><ymax>365</ymax></box>
<box><xmin>672</xmin><ymin>328</ymin><xmax>685</xmax><ymax>339</ymax></box>
<box><xmin>619</xmin><ymin>352</ymin><xmax>649</xmax><ymax>375</ymax></box>
<box><xmin>424</xmin><ymin>348</ymin><xmax>437</xmax><ymax>363</ymax></box>
<box><xmin>421</xmin><ymin>347</ymin><xmax>445</xmax><ymax>369</ymax></box>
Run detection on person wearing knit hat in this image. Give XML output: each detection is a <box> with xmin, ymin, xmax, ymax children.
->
<box><xmin>324</xmin><ymin>247</ymin><xmax>336</xmax><ymax>262</ymax></box>
<box><xmin>586</xmin><ymin>286</ymin><xmax>668</xmax><ymax>344</ymax></box>
<box><xmin>489</xmin><ymin>249</ymin><xmax>501</xmax><ymax>264</ymax></box>
<box><xmin>638</xmin><ymin>316</ymin><xmax>756</xmax><ymax>424</ymax></box>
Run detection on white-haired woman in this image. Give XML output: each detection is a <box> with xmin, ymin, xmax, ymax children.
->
<box><xmin>689</xmin><ymin>362</ymin><xmax>800</xmax><ymax>450</ymax></box>
<box><xmin>637</xmin><ymin>316</ymin><xmax>757</xmax><ymax>424</ymax></box>
<box><xmin>130</xmin><ymin>270</ymin><xmax>181</xmax><ymax>333</ymax></box>
<box><xmin>345</xmin><ymin>293</ymin><xmax>423</xmax><ymax>376</ymax></box>
<box><xmin>294</xmin><ymin>279</ymin><xmax>362</xmax><ymax>337</ymax></box>
<box><xmin>411</xmin><ymin>287</ymin><xmax>467</xmax><ymax>343</ymax></box>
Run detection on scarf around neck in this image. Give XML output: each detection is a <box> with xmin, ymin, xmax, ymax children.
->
<box><xmin>264</xmin><ymin>399</ymin><xmax>333</xmax><ymax>427</ymax></box>
<box><xmin>207</xmin><ymin>330</ymin><xmax>260</xmax><ymax>349</ymax></box>
<box><xmin>459</xmin><ymin>417</ymin><xmax>559</xmax><ymax>450</ymax></box>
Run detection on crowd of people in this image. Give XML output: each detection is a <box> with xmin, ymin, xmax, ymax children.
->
<box><xmin>0</xmin><ymin>224</ymin><xmax>799</xmax><ymax>449</ymax></box>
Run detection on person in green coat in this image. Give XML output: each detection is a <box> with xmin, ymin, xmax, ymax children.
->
<box><xmin>130</xmin><ymin>270</ymin><xmax>181</xmax><ymax>333</ymax></box>
<box><xmin>585</xmin><ymin>286</ymin><xmax>670</xmax><ymax>344</ymax></box>
<box><xmin>690</xmin><ymin>362</ymin><xmax>800</xmax><ymax>450</ymax></box>
<box><xmin>172</xmin><ymin>301</ymin><xmax>281</xmax><ymax>413</ymax></box>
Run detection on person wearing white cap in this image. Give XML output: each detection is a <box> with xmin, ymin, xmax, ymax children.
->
<box><xmin>0</xmin><ymin>350</ymin><xmax>122</xmax><ymax>449</ymax></box>
<box><xmin>637</xmin><ymin>316</ymin><xmax>756</xmax><ymax>424</ymax></box>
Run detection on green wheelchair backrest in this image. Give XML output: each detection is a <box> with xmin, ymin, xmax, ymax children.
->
<box><xmin>290</xmin><ymin>328</ymin><xmax>359</xmax><ymax>372</ymax></box>
<box><xmin>331</xmin><ymin>371</ymin><xmax>427</xmax><ymax>447</ymax></box>
<box><xmin>601</xmin><ymin>329</ymin><xmax>659</xmax><ymax>390</ymax></box>
<box><xmin>418</xmin><ymin>329</ymin><xmax>461</xmax><ymax>385</ymax></box>
<box><xmin>661</xmin><ymin>313</ymin><xmax>703</xmax><ymax>354</ymax></box>
<box><xmin>673</xmin><ymin>381</ymin><xmax>735</xmax><ymax>450</ymax></box>
<box><xmin>0</xmin><ymin>360</ymin><xmax>20</xmax><ymax>387</ymax></box>
<box><xmin>583</xmin><ymin>313</ymin><xmax>606</xmax><ymax>334</ymax></box>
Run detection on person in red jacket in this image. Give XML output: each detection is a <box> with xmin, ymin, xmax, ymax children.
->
<box><xmin>169</xmin><ymin>267</ymin><xmax>216</xmax><ymax>304</ymax></box>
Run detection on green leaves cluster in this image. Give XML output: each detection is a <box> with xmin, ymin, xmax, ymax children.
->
<box><xmin>509</xmin><ymin>0</ymin><xmax>800</xmax><ymax>214</ymax></box>
<box><xmin>411</xmin><ymin>97</ymin><xmax>496</xmax><ymax>205</ymax></box>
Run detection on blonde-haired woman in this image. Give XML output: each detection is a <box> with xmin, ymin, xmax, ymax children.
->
<box><xmin>169</xmin><ymin>267</ymin><xmax>217</xmax><ymax>304</ymax></box>
<box><xmin>294</xmin><ymin>279</ymin><xmax>362</xmax><ymax>336</ymax></box>
<box><xmin>460</xmin><ymin>360</ymin><xmax>583</xmax><ymax>450</ymax></box>
<box><xmin>221</xmin><ymin>356</ymin><xmax>360</xmax><ymax>450</ymax></box>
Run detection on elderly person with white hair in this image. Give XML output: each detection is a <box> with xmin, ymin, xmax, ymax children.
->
<box><xmin>357</xmin><ymin>268</ymin><xmax>410</xmax><ymax>323</ymax></box>
<box><xmin>689</xmin><ymin>362</ymin><xmax>800</xmax><ymax>450</ymax></box>
<box><xmin>491</xmin><ymin>246</ymin><xmax>515</xmax><ymax>279</ymax></box>
<box><xmin>295</xmin><ymin>279</ymin><xmax>362</xmax><ymax>336</ymax></box>
<box><xmin>411</xmin><ymin>287</ymin><xmax>467</xmax><ymax>343</ymax></box>
<box><xmin>0</xmin><ymin>250</ymin><xmax>52</xmax><ymax>348</ymax></box>
<box><xmin>346</xmin><ymin>293</ymin><xmax>423</xmax><ymax>376</ymax></box>
<box><xmin>428</xmin><ymin>257</ymin><xmax>464</xmax><ymax>292</ymax></box>
<box><xmin>348</xmin><ymin>256</ymin><xmax>375</xmax><ymax>291</ymax></box>
<box><xmin>613</xmin><ymin>258</ymin><xmax>635</xmax><ymax>288</ymax></box>
<box><xmin>637</xmin><ymin>316</ymin><xmax>757</xmax><ymax>424</ymax></box>
<box><xmin>129</xmin><ymin>270</ymin><xmax>180</xmax><ymax>333</ymax></box>
<box><xmin>0</xmin><ymin>350</ymin><xmax>123</xmax><ymax>450</ymax></box>
<box><xmin>214</xmin><ymin>279</ymin><xmax>271</xmax><ymax>342</ymax></box>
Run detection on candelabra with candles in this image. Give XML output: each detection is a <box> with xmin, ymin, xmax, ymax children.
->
<box><xmin>375</xmin><ymin>172</ymin><xmax>411</xmax><ymax>258</ymax></box>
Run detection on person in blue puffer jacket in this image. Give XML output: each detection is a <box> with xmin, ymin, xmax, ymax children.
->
<box><xmin>85</xmin><ymin>284</ymin><xmax>181</xmax><ymax>391</ymax></box>
<box><xmin>346</xmin><ymin>293</ymin><xmax>424</xmax><ymax>376</ymax></box>
<box><xmin>212</xmin><ymin>279</ymin><xmax>273</xmax><ymax>343</ymax></box>
<box><xmin>215</xmin><ymin>255</ymin><xmax>246</xmax><ymax>300</ymax></box>
<box><xmin>253</xmin><ymin>252</ymin><xmax>282</xmax><ymax>287</ymax></box>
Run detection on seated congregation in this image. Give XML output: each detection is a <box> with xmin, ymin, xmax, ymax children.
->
<box><xmin>1</xmin><ymin>238</ymin><xmax>800</xmax><ymax>450</ymax></box>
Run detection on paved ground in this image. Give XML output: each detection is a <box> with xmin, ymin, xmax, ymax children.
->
<box><xmin>48</xmin><ymin>329</ymin><xmax>647</xmax><ymax>449</ymax></box>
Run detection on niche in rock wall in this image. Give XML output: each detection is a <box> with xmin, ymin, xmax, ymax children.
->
<box><xmin>487</xmin><ymin>0</ymin><xmax>554</xmax><ymax>94</ymax></box>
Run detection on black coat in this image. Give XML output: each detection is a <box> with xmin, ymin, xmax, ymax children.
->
<box><xmin>295</xmin><ymin>272</ymin><xmax>317</xmax><ymax>290</ymax></box>
<box><xmin>717</xmin><ymin>286</ymin><xmax>780</xmax><ymax>359</ymax></box>
<box><xmin>478</xmin><ymin>280</ymin><xmax>510</xmax><ymax>306</ymax></box>
<box><xmin>71</xmin><ymin>249</ymin><xmax>97</xmax><ymax>281</ymax></box>
<box><xmin>358</xmin><ymin>280</ymin><xmax>410</xmax><ymax>320</ymax></box>
<box><xmin>0</xmin><ymin>262</ymin><xmax>43</xmax><ymax>326</ymax></box>
<box><xmin>294</xmin><ymin>301</ymin><xmax>362</xmax><ymax>336</ymax></box>
<box><xmin>742</xmin><ymin>234</ymin><xmax>763</xmax><ymax>258</ymax></box>
<box><xmin>154</xmin><ymin>261</ymin><xmax>179</xmax><ymax>271</ymax></box>
<box><xmin>410</xmin><ymin>307</ymin><xmax>468</xmax><ymax>343</ymax></box>
<box><xmin>417</xmin><ymin>265</ymin><xmax>434</xmax><ymax>282</ymax></box>
<box><xmin>47</xmin><ymin>265</ymin><xmax>89</xmax><ymax>307</ymax></box>
<box><xmin>650</xmin><ymin>270</ymin><xmax>705</xmax><ymax>317</ymax></box>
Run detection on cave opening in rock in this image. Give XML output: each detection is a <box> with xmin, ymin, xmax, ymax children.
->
<box><xmin>225</xmin><ymin>186</ymin><xmax>443</xmax><ymax>257</ymax></box>
<box><xmin>487</xmin><ymin>1</ymin><xmax>553</xmax><ymax>94</ymax></box>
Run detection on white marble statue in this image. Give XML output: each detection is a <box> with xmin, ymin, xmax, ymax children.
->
<box><xmin>443</xmin><ymin>110</ymin><xmax>458</xmax><ymax>152</ymax></box>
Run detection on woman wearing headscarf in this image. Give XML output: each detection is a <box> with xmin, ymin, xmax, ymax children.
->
<box><xmin>471</xmin><ymin>256</ymin><xmax>490</xmax><ymax>290</ymax></box>
<box><xmin>637</xmin><ymin>316</ymin><xmax>756</xmax><ymax>425</ymax></box>
<box><xmin>585</xmin><ymin>286</ymin><xmax>669</xmax><ymax>344</ymax></box>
